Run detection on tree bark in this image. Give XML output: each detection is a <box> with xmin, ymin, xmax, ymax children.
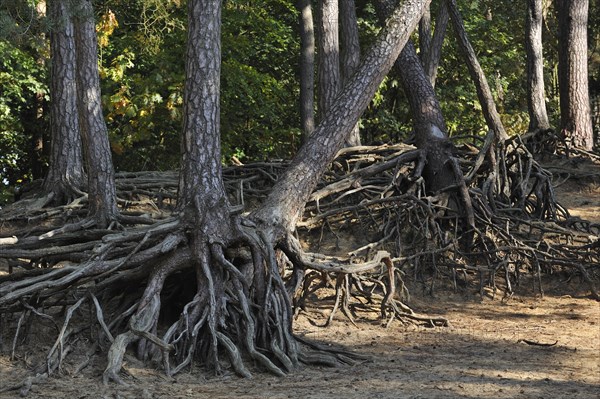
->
<box><xmin>556</xmin><ymin>0</ymin><xmax>593</xmax><ymax>150</ymax></box>
<box><xmin>526</xmin><ymin>0</ymin><xmax>551</xmax><ymax>131</ymax></box>
<box><xmin>375</xmin><ymin>0</ymin><xmax>457</xmax><ymax>197</ymax></box>
<box><xmin>43</xmin><ymin>0</ymin><xmax>85</xmax><ymax>202</ymax></box>
<box><xmin>340</xmin><ymin>0</ymin><xmax>362</xmax><ymax>146</ymax></box>
<box><xmin>418</xmin><ymin>6</ymin><xmax>431</xmax><ymax>63</ymax></box>
<box><xmin>297</xmin><ymin>0</ymin><xmax>316</xmax><ymax>144</ymax></box>
<box><xmin>422</xmin><ymin>1</ymin><xmax>448</xmax><ymax>88</ymax></box>
<box><xmin>252</xmin><ymin>0</ymin><xmax>431</xmax><ymax>235</ymax></box>
<box><xmin>316</xmin><ymin>0</ymin><xmax>342</xmax><ymax>122</ymax></box>
<box><xmin>177</xmin><ymin>0</ymin><xmax>230</xmax><ymax>222</ymax></box>
<box><xmin>73</xmin><ymin>0</ymin><xmax>119</xmax><ymax>227</ymax></box>
<box><xmin>446</xmin><ymin>0</ymin><xmax>508</xmax><ymax>141</ymax></box>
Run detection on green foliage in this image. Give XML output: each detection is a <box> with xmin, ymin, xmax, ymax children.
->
<box><xmin>96</xmin><ymin>0</ymin><xmax>300</xmax><ymax>170</ymax></box>
<box><xmin>0</xmin><ymin>39</ymin><xmax>47</xmax><ymax>189</ymax></box>
<box><xmin>221</xmin><ymin>0</ymin><xmax>300</xmax><ymax>161</ymax></box>
<box><xmin>0</xmin><ymin>0</ymin><xmax>596</xmax><ymax>193</ymax></box>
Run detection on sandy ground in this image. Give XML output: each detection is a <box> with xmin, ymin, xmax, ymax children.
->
<box><xmin>1</xmin><ymin>291</ymin><xmax>598</xmax><ymax>399</ymax></box>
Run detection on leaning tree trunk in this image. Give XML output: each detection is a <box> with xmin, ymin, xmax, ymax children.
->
<box><xmin>446</xmin><ymin>0</ymin><xmax>508</xmax><ymax>141</ymax></box>
<box><xmin>374</xmin><ymin>0</ymin><xmax>473</xmax><ymax>236</ymax></box>
<box><xmin>73</xmin><ymin>0</ymin><xmax>119</xmax><ymax>228</ymax></box>
<box><xmin>43</xmin><ymin>0</ymin><xmax>85</xmax><ymax>202</ymax></box>
<box><xmin>526</xmin><ymin>0</ymin><xmax>551</xmax><ymax>131</ymax></box>
<box><xmin>556</xmin><ymin>0</ymin><xmax>593</xmax><ymax>150</ymax></box>
<box><xmin>252</xmin><ymin>0</ymin><xmax>432</xmax><ymax>236</ymax></box>
<box><xmin>298</xmin><ymin>0</ymin><xmax>316</xmax><ymax>144</ymax></box>
<box><xmin>339</xmin><ymin>0</ymin><xmax>362</xmax><ymax>146</ymax></box>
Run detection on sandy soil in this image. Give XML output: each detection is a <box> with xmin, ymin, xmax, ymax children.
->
<box><xmin>1</xmin><ymin>292</ymin><xmax>598</xmax><ymax>399</ymax></box>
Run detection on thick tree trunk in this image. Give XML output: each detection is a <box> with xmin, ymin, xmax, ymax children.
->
<box><xmin>397</xmin><ymin>42</ymin><xmax>453</xmax><ymax>193</ymax></box>
<box><xmin>43</xmin><ymin>0</ymin><xmax>85</xmax><ymax>201</ymax></box>
<box><xmin>340</xmin><ymin>0</ymin><xmax>362</xmax><ymax>146</ymax></box>
<box><xmin>176</xmin><ymin>0</ymin><xmax>236</xmax><ymax>373</ymax></box>
<box><xmin>375</xmin><ymin>0</ymin><xmax>458</xmax><ymax>198</ymax></box>
<box><xmin>316</xmin><ymin>0</ymin><xmax>342</xmax><ymax>122</ymax></box>
<box><xmin>252</xmin><ymin>0</ymin><xmax>431</xmax><ymax>235</ymax></box>
<box><xmin>423</xmin><ymin>1</ymin><xmax>448</xmax><ymax>88</ymax></box>
<box><xmin>556</xmin><ymin>0</ymin><xmax>593</xmax><ymax>150</ymax></box>
<box><xmin>447</xmin><ymin>0</ymin><xmax>508</xmax><ymax>141</ymax></box>
<box><xmin>73</xmin><ymin>0</ymin><xmax>119</xmax><ymax>227</ymax></box>
<box><xmin>177</xmin><ymin>0</ymin><xmax>231</xmax><ymax>228</ymax></box>
<box><xmin>526</xmin><ymin>0</ymin><xmax>551</xmax><ymax>131</ymax></box>
<box><xmin>297</xmin><ymin>0</ymin><xmax>316</xmax><ymax>144</ymax></box>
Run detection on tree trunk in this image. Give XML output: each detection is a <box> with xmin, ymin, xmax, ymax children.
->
<box><xmin>177</xmin><ymin>0</ymin><xmax>230</xmax><ymax>222</ymax></box>
<box><xmin>375</xmin><ymin>0</ymin><xmax>460</xmax><ymax>199</ymax></box>
<box><xmin>252</xmin><ymin>0</ymin><xmax>431</xmax><ymax>235</ymax></box>
<box><xmin>73</xmin><ymin>0</ymin><xmax>119</xmax><ymax>227</ymax></box>
<box><xmin>418</xmin><ymin>6</ymin><xmax>431</xmax><ymax>63</ymax></box>
<box><xmin>316</xmin><ymin>0</ymin><xmax>342</xmax><ymax>122</ymax></box>
<box><xmin>446</xmin><ymin>0</ymin><xmax>508</xmax><ymax>141</ymax></box>
<box><xmin>422</xmin><ymin>1</ymin><xmax>448</xmax><ymax>88</ymax></box>
<box><xmin>43</xmin><ymin>0</ymin><xmax>85</xmax><ymax>202</ymax></box>
<box><xmin>297</xmin><ymin>0</ymin><xmax>316</xmax><ymax>144</ymax></box>
<box><xmin>556</xmin><ymin>0</ymin><xmax>593</xmax><ymax>150</ymax></box>
<box><xmin>526</xmin><ymin>0</ymin><xmax>551</xmax><ymax>131</ymax></box>
<box><xmin>340</xmin><ymin>0</ymin><xmax>362</xmax><ymax>146</ymax></box>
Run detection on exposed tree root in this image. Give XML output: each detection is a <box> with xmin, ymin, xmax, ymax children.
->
<box><xmin>1</xmin><ymin>137</ymin><xmax>599</xmax><ymax>392</ymax></box>
<box><xmin>296</xmin><ymin>137</ymin><xmax>599</xmax><ymax>300</ymax></box>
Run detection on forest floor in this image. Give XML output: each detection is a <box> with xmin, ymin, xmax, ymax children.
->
<box><xmin>0</xmin><ymin>161</ymin><xmax>599</xmax><ymax>399</ymax></box>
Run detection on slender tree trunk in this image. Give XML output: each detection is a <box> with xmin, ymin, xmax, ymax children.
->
<box><xmin>73</xmin><ymin>0</ymin><xmax>119</xmax><ymax>227</ymax></box>
<box><xmin>297</xmin><ymin>0</ymin><xmax>316</xmax><ymax>144</ymax></box>
<box><xmin>526</xmin><ymin>0</ymin><xmax>551</xmax><ymax>131</ymax></box>
<box><xmin>447</xmin><ymin>0</ymin><xmax>508</xmax><ymax>141</ymax></box>
<box><xmin>418</xmin><ymin>6</ymin><xmax>431</xmax><ymax>63</ymax></box>
<box><xmin>423</xmin><ymin>1</ymin><xmax>448</xmax><ymax>88</ymax></box>
<box><xmin>340</xmin><ymin>0</ymin><xmax>362</xmax><ymax>146</ymax></box>
<box><xmin>252</xmin><ymin>0</ymin><xmax>431</xmax><ymax>235</ymax></box>
<box><xmin>43</xmin><ymin>0</ymin><xmax>85</xmax><ymax>202</ymax></box>
<box><xmin>556</xmin><ymin>0</ymin><xmax>593</xmax><ymax>150</ymax></box>
<box><xmin>316</xmin><ymin>0</ymin><xmax>342</xmax><ymax>121</ymax></box>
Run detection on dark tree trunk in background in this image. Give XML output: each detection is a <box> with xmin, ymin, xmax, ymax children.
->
<box><xmin>526</xmin><ymin>0</ymin><xmax>551</xmax><ymax>131</ymax></box>
<box><xmin>252</xmin><ymin>0</ymin><xmax>431</xmax><ymax>235</ymax></box>
<box><xmin>74</xmin><ymin>0</ymin><xmax>119</xmax><ymax>227</ymax></box>
<box><xmin>340</xmin><ymin>0</ymin><xmax>362</xmax><ymax>146</ymax></box>
<box><xmin>43</xmin><ymin>0</ymin><xmax>85</xmax><ymax>202</ymax></box>
<box><xmin>418</xmin><ymin>6</ymin><xmax>431</xmax><ymax>63</ymax></box>
<box><xmin>316</xmin><ymin>0</ymin><xmax>342</xmax><ymax>121</ymax></box>
<box><xmin>556</xmin><ymin>0</ymin><xmax>593</xmax><ymax>150</ymax></box>
<box><xmin>375</xmin><ymin>0</ymin><xmax>456</xmax><ymax>196</ymax></box>
<box><xmin>422</xmin><ymin>1</ymin><xmax>448</xmax><ymax>88</ymax></box>
<box><xmin>447</xmin><ymin>0</ymin><xmax>508</xmax><ymax>141</ymax></box>
<box><xmin>298</xmin><ymin>0</ymin><xmax>316</xmax><ymax>144</ymax></box>
<box><xmin>397</xmin><ymin>42</ymin><xmax>453</xmax><ymax>193</ymax></box>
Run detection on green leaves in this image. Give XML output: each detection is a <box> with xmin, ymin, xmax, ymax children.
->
<box><xmin>0</xmin><ymin>40</ymin><xmax>47</xmax><ymax>192</ymax></box>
